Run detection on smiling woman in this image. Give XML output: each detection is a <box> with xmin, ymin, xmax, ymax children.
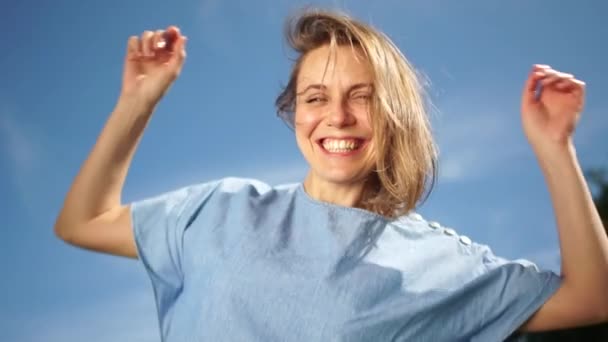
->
<box><xmin>54</xmin><ymin>7</ymin><xmax>608</xmax><ymax>342</ymax></box>
<box><xmin>276</xmin><ymin>14</ymin><xmax>436</xmax><ymax>217</ymax></box>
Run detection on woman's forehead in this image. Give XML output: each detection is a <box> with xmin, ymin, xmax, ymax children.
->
<box><xmin>297</xmin><ymin>45</ymin><xmax>373</xmax><ymax>90</ymax></box>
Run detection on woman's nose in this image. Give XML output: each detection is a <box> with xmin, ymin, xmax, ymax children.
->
<box><xmin>327</xmin><ymin>103</ymin><xmax>356</xmax><ymax>128</ymax></box>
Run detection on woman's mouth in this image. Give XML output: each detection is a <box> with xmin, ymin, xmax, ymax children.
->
<box><xmin>318</xmin><ymin>138</ymin><xmax>367</xmax><ymax>155</ymax></box>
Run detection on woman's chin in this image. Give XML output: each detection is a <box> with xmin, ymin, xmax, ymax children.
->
<box><xmin>315</xmin><ymin>169</ymin><xmax>369</xmax><ymax>186</ymax></box>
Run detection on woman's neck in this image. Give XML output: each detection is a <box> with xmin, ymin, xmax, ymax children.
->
<box><xmin>302</xmin><ymin>172</ymin><xmax>366</xmax><ymax>208</ymax></box>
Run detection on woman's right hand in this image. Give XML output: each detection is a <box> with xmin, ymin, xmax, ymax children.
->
<box><xmin>120</xmin><ymin>26</ymin><xmax>187</xmax><ymax>106</ymax></box>
<box><xmin>54</xmin><ymin>26</ymin><xmax>187</xmax><ymax>259</ymax></box>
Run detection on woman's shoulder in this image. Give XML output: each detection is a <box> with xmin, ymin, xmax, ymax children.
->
<box><xmin>376</xmin><ymin>212</ymin><xmax>550</xmax><ymax>294</ymax></box>
<box><xmin>386</xmin><ymin>212</ymin><xmax>514</xmax><ymax>272</ymax></box>
<box><xmin>156</xmin><ymin>177</ymin><xmax>300</xmax><ymax>217</ymax></box>
<box><xmin>132</xmin><ymin>177</ymin><xmax>300</xmax><ymax>217</ymax></box>
<box><xmin>389</xmin><ymin>212</ymin><xmax>478</xmax><ymax>250</ymax></box>
<box><xmin>387</xmin><ymin>211</ymin><xmax>545</xmax><ymax>273</ymax></box>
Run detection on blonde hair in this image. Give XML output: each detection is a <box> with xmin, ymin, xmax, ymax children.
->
<box><xmin>275</xmin><ymin>9</ymin><xmax>438</xmax><ymax>218</ymax></box>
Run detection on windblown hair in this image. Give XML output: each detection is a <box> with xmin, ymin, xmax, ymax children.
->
<box><xmin>275</xmin><ymin>9</ymin><xmax>438</xmax><ymax>218</ymax></box>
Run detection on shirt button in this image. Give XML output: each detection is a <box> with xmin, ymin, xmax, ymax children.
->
<box><xmin>443</xmin><ymin>228</ymin><xmax>456</xmax><ymax>236</ymax></box>
<box><xmin>428</xmin><ymin>221</ymin><xmax>441</xmax><ymax>229</ymax></box>
<box><xmin>459</xmin><ymin>235</ymin><xmax>472</xmax><ymax>245</ymax></box>
<box><xmin>410</xmin><ymin>213</ymin><xmax>423</xmax><ymax>221</ymax></box>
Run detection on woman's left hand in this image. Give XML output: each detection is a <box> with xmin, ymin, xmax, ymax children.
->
<box><xmin>521</xmin><ymin>64</ymin><xmax>586</xmax><ymax>153</ymax></box>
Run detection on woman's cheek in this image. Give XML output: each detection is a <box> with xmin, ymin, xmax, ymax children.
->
<box><xmin>294</xmin><ymin>109</ymin><xmax>323</xmax><ymax>134</ymax></box>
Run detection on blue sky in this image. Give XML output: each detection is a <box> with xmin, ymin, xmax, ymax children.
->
<box><xmin>1</xmin><ymin>0</ymin><xmax>606</xmax><ymax>340</ymax></box>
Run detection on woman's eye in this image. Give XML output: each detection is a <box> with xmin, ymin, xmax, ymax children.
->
<box><xmin>352</xmin><ymin>94</ymin><xmax>371</xmax><ymax>102</ymax></box>
<box><xmin>306</xmin><ymin>97</ymin><xmax>326</xmax><ymax>104</ymax></box>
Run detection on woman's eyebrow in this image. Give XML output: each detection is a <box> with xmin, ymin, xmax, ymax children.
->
<box><xmin>297</xmin><ymin>82</ymin><xmax>372</xmax><ymax>96</ymax></box>
<box><xmin>348</xmin><ymin>83</ymin><xmax>373</xmax><ymax>92</ymax></box>
<box><xmin>296</xmin><ymin>84</ymin><xmax>326</xmax><ymax>96</ymax></box>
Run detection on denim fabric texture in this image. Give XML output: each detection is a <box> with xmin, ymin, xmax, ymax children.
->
<box><xmin>131</xmin><ymin>177</ymin><xmax>562</xmax><ymax>341</ymax></box>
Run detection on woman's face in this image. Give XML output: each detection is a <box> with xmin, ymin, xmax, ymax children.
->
<box><xmin>294</xmin><ymin>44</ymin><xmax>376</xmax><ymax>187</ymax></box>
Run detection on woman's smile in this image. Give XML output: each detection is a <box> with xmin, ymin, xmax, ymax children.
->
<box><xmin>317</xmin><ymin>137</ymin><xmax>368</xmax><ymax>156</ymax></box>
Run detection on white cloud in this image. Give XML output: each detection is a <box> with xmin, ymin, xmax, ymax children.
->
<box><xmin>0</xmin><ymin>113</ymin><xmax>37</xmax><ymax>175</ymax></box>
<box><xmin>433</xmin><ymin>104</ymin><xmax>529</xmax><ymax>183</ymax></box>
<box><xmin>0</xmin><ymin>111</ymin><xmax>43</xmax><ymax>214</ymax></box>
<box><xmin>247</xmin><ymin>160</ymin><xmax>308</xmax><ymax>185</ymax></box>
<box><xmin>20</xmin><ymin>286</ymin><xmax>160</xmax><ymax>342</ymax></box>
<box><xmin>435</xmin><ymin>104</ymin><xmax>607</xmax><ymax>184</ymax></box>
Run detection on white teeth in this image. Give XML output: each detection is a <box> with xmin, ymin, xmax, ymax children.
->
<box><xmin>322</xmin><ymin>139</ymin><xmax>361</xmax><ymax>153</ymax></box>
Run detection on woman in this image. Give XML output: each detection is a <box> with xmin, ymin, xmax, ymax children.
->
<box><xmin>54</xmin><ymin>9</ymin><xmax>608</xmax><ymax>341</ymax></box>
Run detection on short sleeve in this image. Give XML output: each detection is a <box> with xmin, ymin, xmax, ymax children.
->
<box><xmin>470</xmin><ymin>245</ymin><xmax>563</xmax><ymax>341</ymax></box>
<box><xmin>130</xmin><ymin>181</ymin><xmax>220</xmax><ymax>316</ymax></box>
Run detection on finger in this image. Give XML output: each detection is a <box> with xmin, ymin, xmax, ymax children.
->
<box><xmin>525</xmin><ymin>70</ymin><xmax>549</xmax><ymax>91</ymax></box>
<box><xmin>153</xmin><ymin>30</ymin><xmax>165</xmax><ymax>51</ymax></box>
<box><xmin>523</xmin><ymin>68</ymin><xmax>550</xmax><ymax>104</ymax></box>
<box><xmin>141</xmin><ymin>30</ymin><xmax>154</xmax><ymax>57</ymax></box>
<box><xmin>554</xmin><ymin>78</ymin><xmax>584</xmax><ymax>93</ymax></box>
<box><xmin>540</xmin><ymin>72</ymin><xmax>574</xmax><ymax>88</ymax></box>
<box><xmin>555</xmin><ymin>79</ymin><xmax>575</xmax><ymax>91</ymax></box>
<box><xmin>569</xmin><ymin>78</ymin><xmax>586</xmax><ymax>87</ymax></box>
<box><xmin>533</xmin><ymin>64</ymin><xmax>551</xmax><ymax>71</ymax></box>
<box><xmin>168</xmin><ymin>34</ymin><xmax>187</xmax><ymax>68</ymax></box>
<box><xmin>571</xmin><ymin>78</ymin><xmax>586</xmax><ymax>95</ymax></box>
<box><xmin>163</xmin><ymin>26</ymin><xmax>181</xmax><ymax>52</ymax></box>
<box><xmin>126</xmin><ymin>36</ymin><xmax>139</xmax><ymax>60</ymax></box>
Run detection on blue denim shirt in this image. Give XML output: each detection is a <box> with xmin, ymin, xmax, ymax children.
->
<box><xmin>131</xmin><ymin>177</ymin><xmax>561</xmax><ymax>341</ymax></box>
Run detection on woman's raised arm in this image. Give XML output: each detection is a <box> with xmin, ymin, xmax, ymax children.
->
<box><xmin>54</xmin><ymin>26</ymin><xmax>187</xmax><ymax>258</ymax></box>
